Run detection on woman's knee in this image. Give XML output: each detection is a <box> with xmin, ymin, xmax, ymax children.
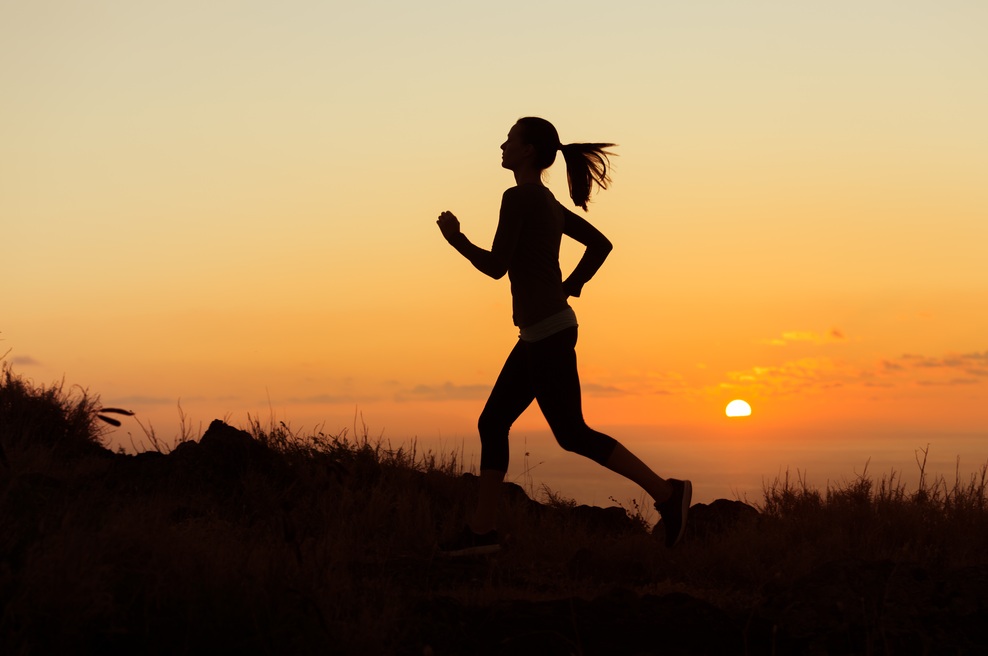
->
<box><xmin>478</xmin><ymin>421</ymin><xmax>509</xmax><ymax>473</ymax></box>
<box><xmin>554</xmin><ymin>433</ymin><xmax>590</xmax><ymax>458</ymax></box>
<box><xmin>552</xmin><ymin>427</ymin><xmax>616</xmax><ymax>466</ymax></box>
<box><xmin>478</xmin><ymin>410</ymin><xmax>508</xmax><ymax>439</ymax></box>
<box><xmin>478</xmin><ymin>412</ymin><xmax>511</xmax><ymax>454</ymax></box>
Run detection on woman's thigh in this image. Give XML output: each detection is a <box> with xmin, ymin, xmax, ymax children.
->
<box><xmin>530</xmin><ymin>328</ymin><xmax>584</xmax><ymax>425</ymax></box>
<box><xmin>480</xmin><ymin>339</ymin><xmax>536</xmax><ymax>429</ymax></box>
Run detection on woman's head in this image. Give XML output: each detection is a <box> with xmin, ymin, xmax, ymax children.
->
<box><xmin>514</xmin><ymin>117</ymin><xmax>562</xmax><ymax>170</ymax></box>
<box><xmin>509</xmin><ymin>117</ymin><xmax>616</xmax><ymax>211</ymax></box>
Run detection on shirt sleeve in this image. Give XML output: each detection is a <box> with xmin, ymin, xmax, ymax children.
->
<box><xmin>561</xmin><ymin>208</ymin><xmax>613</xmax><ymax>297</ymax></box>
<box><xmin>445</xmin><ymin>189</ymin><xmax>526</xmax><ymax>280</ymax></box>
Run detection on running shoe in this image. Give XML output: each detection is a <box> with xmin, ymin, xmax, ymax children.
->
<box><xmin>655</xmin><ymin>479</ymin><xmax>692</xmax><ymax>548</ymax></box>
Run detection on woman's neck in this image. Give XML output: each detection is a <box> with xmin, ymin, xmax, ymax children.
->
<box><xmin>513</xmin><ymin>166</ymin><xmax>543</xmax><ymax>186</ymax></box>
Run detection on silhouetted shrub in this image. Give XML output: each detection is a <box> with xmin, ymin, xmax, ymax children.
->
<box><xmin>0</xmin><ymin>362</ymin><xmax>106</xmax><ymax>457</ymax></box>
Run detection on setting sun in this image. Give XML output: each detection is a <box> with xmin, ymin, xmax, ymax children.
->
<box><xmin>726</xmin><ymin>400</ymin><xmax>752</xmax><ymax>418</ymax></box>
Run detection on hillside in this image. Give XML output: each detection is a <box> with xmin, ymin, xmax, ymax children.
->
<box><xmin>3</xmin><ymin>364</ymin><xmax>987</xmax><ymax>654</ymax></box>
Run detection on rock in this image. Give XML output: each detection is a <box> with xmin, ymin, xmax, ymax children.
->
<box><xmin>652</xmin><ymin>498</ymin><xmax>759</xmax><ymax>545</ymax></box>
<box><xmin>196</xmin><ymin>419</ymin><xmax>279</xmax><ymax>480</ymax></box>
<box><xmin>105</xmin><ymin>420</ymin><xmax>288</xmax><ymax>501</ymax></box>
<box><xmin>684</xmin><ymin>499</ymin><xmax>760</xmax><ymax>541</ymax></box>
<box><xmin>568</xmin><ymin>504</ymin><xmax>642</xmax><ymax>535</ymax></box>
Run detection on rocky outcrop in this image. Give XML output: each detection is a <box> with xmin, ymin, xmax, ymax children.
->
<box><xmin>683</xmin><ymin>498</ymin><xmax>761</xmax><ymax>540</ymax></box>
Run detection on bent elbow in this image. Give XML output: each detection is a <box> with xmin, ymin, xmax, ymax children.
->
<box><xmin>475</xmin><ymin>262</ymin><xmax>508</xmax><ymax>280</ymax></box>
<box><xmin>481</xmin><ymin>258</ymin><xmax>509</xmax><ymax>280</ymax></box>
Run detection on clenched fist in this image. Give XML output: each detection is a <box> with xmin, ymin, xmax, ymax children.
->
<box><xmin>436</xmin><ymin>211</ymin><xmax>461</xmax><ymax>241</ymax></box>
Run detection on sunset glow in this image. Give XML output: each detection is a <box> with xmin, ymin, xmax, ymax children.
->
<box><xmin>3</xmin><ymin>2</ymin><xmax>986</xmax><ymax>505</ymax></box>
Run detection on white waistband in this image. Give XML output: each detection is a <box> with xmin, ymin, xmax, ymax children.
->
<box><xmin>519</xmin><ymin>306</ymin><xmax>578</xmax><ymax>342</ymax></box>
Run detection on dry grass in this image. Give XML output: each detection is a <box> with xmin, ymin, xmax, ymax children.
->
<box><xmin>3</xmin><ymin>362</ymin><xmax>987</xmax><ymax>654</ymax></box>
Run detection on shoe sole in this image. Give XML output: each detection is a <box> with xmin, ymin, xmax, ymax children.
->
<box><xmin>439</xmin><ymin>544</ymin><xmax>502</xmax><ymax>557</ymax></box>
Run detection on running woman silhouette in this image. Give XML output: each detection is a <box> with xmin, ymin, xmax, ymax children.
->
<box><xmin>436</xmin><ymin>117</ymin><xmax>691</xmax><ymax>555</ymax></box>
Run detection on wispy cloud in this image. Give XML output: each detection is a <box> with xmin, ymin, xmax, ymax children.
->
<box><xmin>889</xmin><ymin>350</ymin><xmax>988</xmax><ymax>387</ymax></box>
<box><xmin>916</xmin><ymin>378</ymin><xmax>981</xmax><ymax>387</ymax></box>
<box><xmin>8</xmin><ymin>355</ymin><xmax>41</xmax><ymax>366</ymax></box>
<box><xmin>761</xmin><ymin>328</ymin><xmax>846</xmax><ymax>346</ymax></box>
<box><xmin>287</xmin><ymin>393</ymin><xmax>360</xmax><ymax>404</ymax></box>
<box><xmin>720</xmin><ymin>357</ymin><xmax>857</xmax><ymax>396</ymax></box>
<box><xmin>718</xmin><ymin>348</ymin><xmax>987</xmax><ymax>398</ymax></box>
<box><xmin>396</xmin><ymin>380</ymin><xmax>645</xmax><ymax>401</ymax></box>
<box><xmin>395</xmin><ymin>382</ymin><xmax>491</xmax><ymax>402</ymax></box>
<box><xmin>581</xmin><ymin>382</ymin><xmax>632</xmax><ymax>397</ymax></box>
<box><xmin>110</xmin><ymin>395</ymin><xmax>177</xmax><ymax>405</ymax></box>
<box><xmin>110</xmin><ymin>394</ymin><xmax>247</xmax><ymax>406</ymax></box>
<box><xmin>898</xmin><ymin>351</ymin><xmax>988</xmax><ymax>378</ymax></box>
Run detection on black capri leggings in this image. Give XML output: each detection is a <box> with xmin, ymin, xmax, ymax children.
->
<box><xmin>478</xmin><ymin>326</ymin><xmax>618</xmax><ymax>472</ymax></box>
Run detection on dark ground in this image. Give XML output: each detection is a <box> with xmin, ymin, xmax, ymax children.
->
<box><xmin>2</xmin><ymin>419</ymin><xmax>987</xmax><ymax>655</ymax></box>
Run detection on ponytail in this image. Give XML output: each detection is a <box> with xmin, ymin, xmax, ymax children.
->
<box><xmin>515</xmin><ymin>116</ymin><xmax>616</xmax><ymax>211</ymax></box>
<box><xmin>558</xmin><ymin>142</ymin><xmax>616</xmax><ymax>211</ymax></box>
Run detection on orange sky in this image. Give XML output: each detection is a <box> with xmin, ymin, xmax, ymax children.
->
<box><xmin>3</xmin><ymin>2</ymin><xmax>986</xmax><ymax>503</ymax></box>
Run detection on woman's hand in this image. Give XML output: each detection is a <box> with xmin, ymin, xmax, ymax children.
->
<box><xmin>562</xmin><ymin>278</ymin><xmax>583</xmax><ymax>298</ymax></box>
<box><xmin>436</xmin><ymin>210</ymin><xmax>461</xmax><ymax>241</ymax></box>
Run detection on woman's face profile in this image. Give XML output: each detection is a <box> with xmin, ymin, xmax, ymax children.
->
<box><xmin>500</xmin><ymin>124</ymin><xmax>530</xmax><ymax>171</ymax></box>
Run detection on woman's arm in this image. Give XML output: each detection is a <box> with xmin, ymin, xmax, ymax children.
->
<box><xmin>436</xmin><ymin>191</ymin><xmax>525</xmax><ymax>280</ymax></box>
<box><xmin>561</xmin><ymin>210</ymin><xmax>613</xmax><ymax>297</ymax></box>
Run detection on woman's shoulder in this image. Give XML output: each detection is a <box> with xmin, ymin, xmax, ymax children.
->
<box><xmin>502</xmin><ymin>183</ymin><xmax>556</xmax><ymax>204</ymax></box>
